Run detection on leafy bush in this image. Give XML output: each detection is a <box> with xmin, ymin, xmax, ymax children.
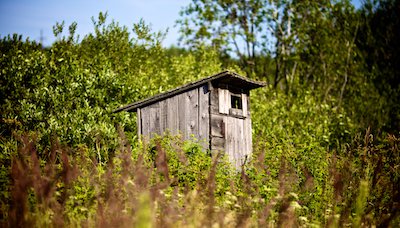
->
<box><xmin>1</xmin><ymin>11</ymin><xmax>399</xmax><ymax>227</ymax></box>
<box><xmin>1</xmin><ymin>13</ymin><xmax>223</xmax><ymax>158</ymax></box>
<box><xmin>3</xmin><ymin>130</ymin><xmax>398</xmax><ymax>227</ymax></box>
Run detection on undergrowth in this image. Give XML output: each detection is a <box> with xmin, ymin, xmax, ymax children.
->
<box><xmin>1</xmin><ymin>129</ymin><xmax>399</xmax><ymax>227</ymax></box>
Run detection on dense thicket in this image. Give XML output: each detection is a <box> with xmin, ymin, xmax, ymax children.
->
<box><xmin>356</xmin><ymin>0</ymin><xmax>400</xmax><ymax>131</ymax></box>
<box><xmin>178</xmin><ymin>0</ymin><xmax>399</xmax><ymax>132</ymax></box>
<box><xmin>1</xmin><ymin>1</ymin><xmax>399</xmax><ymax>226</ymax></box>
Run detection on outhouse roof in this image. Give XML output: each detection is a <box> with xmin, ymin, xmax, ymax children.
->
<box><xmin>113</xmin><ymin>71</ymin><xmax>266</xmax><ymax>113</ymax></box>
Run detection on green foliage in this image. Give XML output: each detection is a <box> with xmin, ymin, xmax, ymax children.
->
<box><xmin>1</xmin><ymin>13</ymin><xmax>223</xmax><ymax>157</ymax></box>
<box><xmin>178</xmin><ymin>0</ymin><xmax>398</xmax><ymax>133</ymax></box>
<box><xmin>0</xmin><ymin>13</ymin><xmax>223</xmax><ymax>226</ymax></box>
<box><xmin>250</xmin><ymin>88</ymin><xmax>354</xmax><ymax>221</ymax></box>
<box><xmin>4</xmin><ymin>130</ymin><xmax>398</xmax><ymax>227</ymax></box>
<box><xmin>356</xmin><ymin>0</ymin><xmax>400</xmax><ymax>131</ymax></box>
<box><xmin>354</xmin><ymin>179</ymin><xmax>369</xmax><ymax>227</ymax></box>
<box><xmin>177</xmin><ymin>0</ymin><xmax>273</xmax><ymax>78</ymax></box>
<box><xmin>1</xmin><ymin>4</ymin><xmax>400</xmax><ymax>226</ymax></box>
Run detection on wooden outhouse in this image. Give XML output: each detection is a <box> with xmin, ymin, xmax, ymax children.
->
<box><xmin>114</xmin><ymin>71</ymin><xmax>265</xmax><ymax>168</ymax></box>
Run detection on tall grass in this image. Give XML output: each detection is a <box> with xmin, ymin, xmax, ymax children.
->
<box><xmin>1</xmin><ymin>129</ymin><xmax>399</xmax><ymax>227</ymax></box>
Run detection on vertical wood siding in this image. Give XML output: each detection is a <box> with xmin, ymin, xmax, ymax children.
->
<box><xmin>139</xmin><ymin>85</ymin><xmax>210</xmax><ymax>151</ymax></box>
<box><xmin>225</xmin><ymin>116</ymin><xmax>250</xmax><ymax>169</ymax></box>
<box><xmin>210</xmin><ymin>87</ymin><xmax>253</xmax><ymax>169</ymax></box>
<box><xmin>136</xmin><ymin>108</ymin><xmax>142</xmax><ymax>139</ymax></box>
<box><xmin>198</xmin><ymin>85</ymin><xmax>210</xmax><ymax>149</ymax></box>
<box><xmin>241</xmin><ymin>93</ymin><xmax>247</xmax><ymax>117</ymax></box>
<box><xmin>148</xmin><ymin>103</ymin><xmax>160</xmax><ymax>136</ymax></box>
<box><xmin>159</xmin><ymin>100</ymin><xmax>167</xmax><ymax>133</ymax></box>
<box><xmin>140</xmin><ymin>105</ymin><xmax>151</xmax><ymax>139</ymax></box>
<box><xmin>138</xmin><ymin>83</ymin><xmax>253</xmax><ymax>169</ymax></box>
<box><xmin>218</xmin><ymin>88</ymin><xmax>230</xmax><ymax>114</ymax></box>
<box><xmin>178</xmin><ymin>89</ymin><xmax>199</xmax><ymax>140</ymax></box>
<box><xmin>166</xmin><ymin>95</ymin><xmax>179</xmax><ymax>135</ymax></box>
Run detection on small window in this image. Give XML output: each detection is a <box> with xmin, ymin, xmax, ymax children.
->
<box><xmin>231</xmin><ymin>94</ymin><xmax>242</xmax><ymax>109</ymax></box>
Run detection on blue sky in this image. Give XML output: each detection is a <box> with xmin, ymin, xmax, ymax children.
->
<box><xmin>0</xmin><ymin>0</ymin><xmax>362</xmax><ymax>47</ymax></box>
<box><xmin>0</xmin><ymin>0</ymin><xmax>191</xmax><ymax>47</ymax></box>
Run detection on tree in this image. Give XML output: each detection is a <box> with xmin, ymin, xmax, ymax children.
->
<box><xmin>177</xmin><ymin>0</ymin><xmax>271</xmax><ymax>80</ymax></box>
<box><xmin>357</xmin><ymin>0</ymin><xmax>400</xmax><ymax>131</ymax></box>
<box><xmin>177</xmin><ymin>0</ymin><xmax>362</xmax><ymax>95</ymax></box>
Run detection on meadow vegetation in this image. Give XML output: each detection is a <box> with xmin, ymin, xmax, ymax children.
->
<box><xmin>1</xmin><ymin>1</ymin><xmax>400</xmax><ymax>226</ymax></box>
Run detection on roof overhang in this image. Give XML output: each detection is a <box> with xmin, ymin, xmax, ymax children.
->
<box><xmin>113</xmin><ymin>71</ymin><xmax>266</xmax><ymax>113</ymax></box>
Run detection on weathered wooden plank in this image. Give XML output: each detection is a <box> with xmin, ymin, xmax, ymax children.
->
<box><xmin>159</xmin><ymin>100</ymin><xmax>167</xmax><ymax>134</ymax></box>
<box><xmin>211</xmin><ymin>136</ymin><xmax>225</xmax><ymax>151</ymax></box>
<box><xmin>218</xmin><ymin>88</ymin><xmax>230</xmax><ymax>114</ymax></box>
<box><xmin>178</xmin><ymin>92</ymin><xmax>188</xmax><ymax>139</ymax></box>
<box><xmin>225</xmin><ymin>117</ymin><xmax>235</xmax><ymax>168</ymax></box>
<box><xmin>210</xmin><ymin>105</ymin><xmax>219</xmax><ymax>115</ymax></box>
<box><xmin>235</xmin><ymin>118</ymin><xmax>241</xmax><ymax>168</ymax></box>
<box><xmin>210</xmin><ymin>88</ymin><xmax>219</xmax><ymax>106</ymax></box>
<box><xmin>166</xmin><ymin>96</ymin><xmax>179</xmax><ymax>135</ymax></box>
<box><xmin>224</xmin><ymin>116</ymin><xmax>248</xmax><ymax>169</ymax></box>
<box><xmin>136</xmin><ymin>108</ymin><xmax>142</xmax><ymax>139</ymax></box>
<box><xmin>237</xmin><ymin>117</ymin><xmax>245</xmax><ymax>167</ymax></box>
<box><xmin>140</xmin><ymin>106</ymin><xmax>151</xmax><ymax>140</ymax></box>
<box><xmin>241</xmin><ymin>93</ymin><xmax>247</xmax><ymax>117</ymax></box>
<box><xmin>229</xmin><ymin>108</ymin><xmax>244</xmax><ymax>118</ymax></box>
<box><xmin>148</xmin><ymin>103</ymin><xmax>160</xmax><ymax>137</ymax></box>
<box><xmin>234</xmin><ymin>118</ymin><xmax>239</xmax><ymax>168</ymax></box>
<box><xmin>198</xmin><ymin>85</ymin><xmax>209</xmax><ymax>149</ymax></box>
<box><xmin>210</xmin><ymin>88</ymin><xmax>219</xmax><ymax>115</ymax></box>
<box><xmin>210</xmin><ymin>114</ymin><xmax>225</xmax><ymax>137</ymax></box>
<box><xmin>246</xmin><ymin>93</ymin><xmax>251</xmax><ymax>116</ymax></box>
<box><xmin>227</xmin><ymin>90</ymin><xmax>232</xmax><ymax>114</ymax></box>
<box><xmin>186</xmin><ymin>88</ymin><xmax>199</xmax><ymax>140</ymax></box>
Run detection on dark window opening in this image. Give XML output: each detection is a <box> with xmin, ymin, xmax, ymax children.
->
<box><xmin>231</xmin><ymin>95</ymin><xmax>242</xmax><ymax>109</ymax></box>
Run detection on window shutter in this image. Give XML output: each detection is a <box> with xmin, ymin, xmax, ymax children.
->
<box><xmin>218</xmin><ymin>88</ymin><xmax>230</xmax><ymax>114</ymax></box>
